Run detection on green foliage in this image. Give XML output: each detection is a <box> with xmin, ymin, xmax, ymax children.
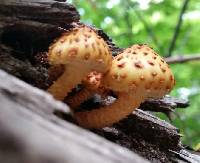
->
<box><xmin>70</xmin><ymin>0</ymin><xmax>200</xmax><ymax>147</ymax></box>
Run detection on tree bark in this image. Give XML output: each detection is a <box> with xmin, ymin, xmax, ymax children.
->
<box><xmin>0</xmin><ymin>69</ymin><xmax>149</xmax><ymax>163</ymax></box>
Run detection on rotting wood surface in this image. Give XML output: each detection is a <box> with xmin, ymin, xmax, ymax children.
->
<box><xmin>0</xmin><ymin>70</ymin><xmax>149</xmax><ymax>163</ymax></box>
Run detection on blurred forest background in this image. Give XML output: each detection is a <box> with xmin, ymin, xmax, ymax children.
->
<box><xmin>68</xmin><ymin>0</ymin><xmax>200</xmax><ymax>148</ymax></box>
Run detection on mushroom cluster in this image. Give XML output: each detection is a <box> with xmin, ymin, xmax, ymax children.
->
<box><xmin>74</xmin><ymin>44</ymin><xmax>175</xmax><ymax>128</ymax></box>
<box><xmin>47</xmin><ymin>26</ymin><xmax>175</xmax><ymax>129</ymax></box>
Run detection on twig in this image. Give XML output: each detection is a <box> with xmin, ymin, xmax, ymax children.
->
<box><xmin>165</xmin><ymin>54</ymin><xmax>200</xmax><ymax>64</ymax></box>
<box><xmin>167</xmin><ymin>0</ymin><xmax>190</xmax><ymax>57</ymax></box>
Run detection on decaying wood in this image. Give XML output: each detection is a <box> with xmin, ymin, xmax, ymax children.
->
<box><xmin>92</xmin><ymin>109</ymin><xmax>181</xmax><ymax>162</ymax></box>
<box><xmin>0</xmin><ymin>0</ymin><xmax>199</xmax><ymax>163</ymax></box>
<box><xmin>0</xmin><ymin>69</ymin><xmax>149</xmax><ymax>163</ymax></box>
<box><xmin>0</xmin><ymin>44</ymin><xmax>50</xmax><ymax>88</ymax></box>
<box><xmin>1</xmin><ymin>69</ymin><xmax>199</xmax><ymax>163</ymax></box>
<box><xmin>140</xmin><ymin>96</ymin><xmax>189</xmax><ymax>116</ymax></box>
<box><xmin>0</xmin><ymin>0</ymin><xmax>80</xmax><ymax>25</ymax></box>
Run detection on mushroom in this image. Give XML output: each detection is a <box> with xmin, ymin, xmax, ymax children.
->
<box><xmin>74</xmin><ymin>44</ymin><xmax>175</xmax><ymax>128</ymax></box>
<box><xmin>65</xmin><ymin>71</ymin><xmax>108</xmax><ymax>109</ymax></box>
<box><xmin>47</xmin><ymin>26</ymin><xmax>112</xmax><ymax>100</ymax></box>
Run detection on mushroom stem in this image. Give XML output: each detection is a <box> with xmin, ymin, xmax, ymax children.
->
<box><xmin>66</xmin><ymin>71</ymin><xmax>107</xmax><ymax>109</ymax></box>
<box><xmin>74</xmin><ymin>93</ymin><xmax>144</xmax><ymax>128</ymax></box>
<box><xmin>65</xmin><ymin>87</ymin><xmax>107</xmax><ymax>110</ymax></box>
<box><xmin>66</xmin><ymin>88</ymin><xmax>95</xmax><ymax>109</ymax></box>
<box><xmin>48</xmin><ymin>65</ymin><xmax>90</xmax><ymax>100</ymax></box>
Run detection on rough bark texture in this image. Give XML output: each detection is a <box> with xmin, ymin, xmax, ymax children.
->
<box><xmin>0</xmin><ymin>0</ymin><xmax>200</xmax><ymax>163</ymax></box>
<box><xmin>0</xmin><ymin>0</ymin><xmax>80</xmax><ymax>25</ymax></box>
<box><xmin>0</xmin><ymin>69</ymin><xmax>149</xmax><ymax>163</ymax></box>
<box><xmin>0</xmin><ymin>69</ymin><xmax>199</xmax><ymax>163</ymax></box>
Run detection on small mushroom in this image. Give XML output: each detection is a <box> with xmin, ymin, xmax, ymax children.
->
<box><xmin>65</xmin><ymin>71</ymin><xmax>107</xmax><ymax>109</ymax></box>
<box><xmin>47</xmin><ymin>26</ymin><xmax>112</xmax><ymax>100</ymax></box>
<box><xmin>84</xmin><ymin>71</ymin><xmax>102</xmax><ymax>90</ymax></box>
<box><xmin>74</xmin><ymin>44</ymin><xmax>175</xmax><ymax>128</ymax></box>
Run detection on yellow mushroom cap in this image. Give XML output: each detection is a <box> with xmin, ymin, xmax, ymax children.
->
<box><xmin>48</xmin><ymin>26</ymin><xmax>112</xmax><ymax>72</ymax></box>
<box><xmin>103</xmin><ymin>44</ymin><xmax>175</xmax><ymax>98</ymax></box>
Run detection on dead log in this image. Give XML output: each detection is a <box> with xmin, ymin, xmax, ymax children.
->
<box><xmin>0</xmin><ymin>68</ymin><xmax>199</xmax><ymax>163</ymax></box>
<box><xmin>140</xmin><ymin>96</ymin><xmax>189</xmax><ymax>116</ymax></box>
<box><xmin>0</xmin><ymin>44</ymin><xmax>50</xmax><ymax>88</ymax></box>
<box><xmin>0</xmin><ymin>0</ymin><xmax>80</xmax><ymax>25</ymax></box>
<box><xmin>0</xmin><ymin>69</ymin><xmax>149</xmax><ymax>163</ymax></box>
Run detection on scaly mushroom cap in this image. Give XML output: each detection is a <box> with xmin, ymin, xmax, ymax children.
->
<box><xmin>103</xmin><ymin>44</ymin><xmax>175</xmax><ymax>98</ymax></box>
<box><xmin>83</xmin><ymin>71</ymin><xmax>102</xmax><ymax>90</ymax></box>
<box><xmin>65</xmin><ymin>71</ymin><xmax>107</xmax><ymax>110</ymax></box>
<box><xmin>48</xmin><ymin>26</ymin><xmax>112</xmax><ymax>72</ymax></box>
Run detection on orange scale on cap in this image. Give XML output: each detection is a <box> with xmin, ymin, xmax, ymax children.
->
<box><xmin>160</xmin><ymin>59</ymin><xmax>165</xmax><ymax>63</ymax></box>
<box><xmin>120</xmin><ymin>74</ymin><xmax>127</xmax><ymax>79</ymax></box>
<box><xmin>126</xmin><ymin>49</ymin><xmax>132</xmax><ymax>53</ymax></box>
<box><xmin>159</xmin><ymin>78</ymin><xmax>165</xmax><ymax>84</ymax></box>
<box><xmin>132</xmin><ymin>51</ymin><xmax>137</xmax><ymax>55</ymax></box>
<box><xmin>147</xmin><ymin>60</ymin><xmax>155</xmax><ymax>66</ymax></box>
<box><xmin>134</xmin><ymin>60</ymin><xmax>144</xmax><ymax>69</ymax></box>
<box><xmin>117</xmin><ymin>56</ymin><xmax>123</xmax><ymax>61</ymax></box>
<box><xmin>151</xmin><ymin>72</ymin><xmax>157</xmax><ymax>77</ymax></box>
<box><xmin>153</xmin><ymin>56</ymin><xmax>157</xmax><ymax>60</ymax></box>
<box><xmin>68</xmin><ymin>48</ymin><xmax>78</xmax><ymax>58</ymax></box>
<box><xmin>117</xmin><ymin>62</ymin><xmax>126</xmax><ymax>68</ymax></box>
<box><xmin>161</xmin><ymin>67</ymin><xmax>166</xmax><ymax>73</ymax></box>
